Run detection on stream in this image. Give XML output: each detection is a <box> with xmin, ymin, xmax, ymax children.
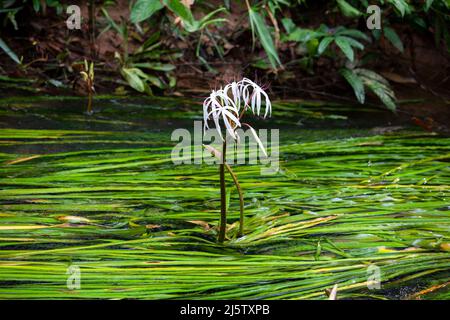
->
<box><xmin>0</xmin><ymin>96</ymin><xmax>448</xmax><ymax>299</ymax></box>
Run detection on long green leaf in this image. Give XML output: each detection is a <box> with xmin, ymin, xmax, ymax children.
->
<box><xmin>248</xmin><ymin>8</ymin><xmax>282</xmax><ymax>68</ymax></box>
<box><xmin>340</xmin><ymin>68</ymin><xmax>365</xmax><ymax>104</ymax></box>
<box><xmin>163</xmin><ymin>0</ymin><xmax>195</xmax><ymax>25</ymax></box>
<box><xmin>318</xmin><ymin>37</ymin><xmax>333</xmax><ymax>55</ymax></box>
<box><xmin>335</xmin><ymin>37</ymin><xmax>354</xmax><ymax>61</ymax></box>
<box><xmin>336</xmin><ymin>0</ymin><xmax>362</xmax><ymax>18</ymax></box>
<box><xmin>0</xmin><ymin>38</ymin><xmax>20</xmax><ymax>64</ymax></box>
<box><xmin>121</xmin><ymin>68</ymin><xmax>146</xmax><ymax>92</ymax></box>
<box><xmin>364</xmin><ymin>79</ymin><xmax>397</xmax><ymax>111</ymax></box>
<box><xmin>384</xmin><ymin>26</ymin><xmax>404</xmax><ymax>52</ymax></box>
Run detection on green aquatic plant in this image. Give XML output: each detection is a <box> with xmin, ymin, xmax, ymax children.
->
<box><xmin>0</xmin><ymin>100</ymin><xmax>449</xmax><ymax>300</ymax></box>
<box><xmin>0</xmin><ymin>98</ymin><xmax>449</xmax><ymax>299</ymax></box>
<box><xmin>101</xmin><ymin>8</ymin><xmax>177</xmax><ymax>95</ymax></box>
<box><xmin>79</xmin><ymin>60</ymin><xmax>95</xmax><ymax>115</ymax></box>
<box><xmin>340</xmin><ymin>67</ymin><xmax>397</xmax><ymax>111</ymax></box>
<box><xmin>203</xmin><ymin>78</ymin><xmax>272</xmax><ymax>243</ymax></box>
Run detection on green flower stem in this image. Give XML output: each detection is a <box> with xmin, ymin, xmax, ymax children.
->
<box><xmin>218</xmin><ymin>140</ymin><xmax>227</xmax><ymax>243</ymax></box>
<box><xmin>224</xmin><ymin>163</ymin><xmax>244</xmax><ymax>237</ymax></box>
<box><xmin>87</xmin><ymin>87</ymin><xmax>93</xmax><ymax>114</ymax></box>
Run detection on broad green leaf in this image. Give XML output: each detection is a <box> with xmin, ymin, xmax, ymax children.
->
<box><xmin>281</xmin><ymin>17</ymin><xmax>296</xmax><ymax>33</ymax></box>
<box><xmin>163</xmin><ymin>0</ymin><xmax>195</xmax><ymax>25</ymax></box>
<box><xmin>285</xmin><ymin>28</ymin><xmax>322</xmax><ymax>42</ymax></box>
<box><xmin>130</xmin><ymin>0</ymin><xmax>164</xmax><ymax>23</ymax></box>
<box><xmin>365</xmin><ymin>80</ymin><xmax>397</xmax><ymax>111</ymax></box>
<box><xmin>145</xmin><ymin>75</ymin><xmax>165</xmax><ymax>88</ymax></box>
<box><xmin>336</xmin><ymin>0</ymin><xmax>362</xmax><ymax>18</ymax></box>
<box><xmin>339</xmin><ymin>36</ymin><xmax>364</xmax><ymax>50</ymax></box>
<box><xmin>357</xmin><ymin>68</ymin><xmax>396</xmax><ymax>111</ymax></box>
<box><xmin>32</xmin><ymin>0</ymin><xmax>40</xmax><ymax>12</ymax></box>
<box><xmin>412</xmin><ymin>17</ymin><xmax>427</xmax><ymax>30</ymax></box>
<box><xmin>388</xmin><ymin>0</ymin><xmax>411</xmax><ymax>17</ymax></box>
<box><xmin>355</xmin><ymin>68</ymin><xmax>390</xmax><ymax>86</ymax></box>
<box><xmin>121</xmin><ymin>68</ymin><xmax>146</xmax><ymax>92</ymax></box>
<box><xmin>340</xmin><ymin>68</ymin><xmax>365</xmax><ymax>104</ymax></box>
<box><xmin>383</xmin><ymin>26</ymin><xmax>404</xmax><ymax>52</ymax></box>
<box><xmin>335</xmin><ymin>29</ymin><xmax>370</xmax><ymax>42</ymax></box>
<box><xmin>335</xmin><ymin>37</ymin><xmax>354</xmax><ymax>61</ymax></box>
<box><xmin>168</xmin><ymin>75</ymin><xmax>177</xmax><ymax>88</ymax></box>
<box><xmin>306</xmin><ymin>39</ymin><xmax>319</xmax><ymax>54</ymax></box>
<box><xmin>251</xmin><ymin>58</ymin><xmax>272</xmax><ymax>70</ymax></box>
<box><xmin>425</xmin><ymin>0</ymin><xmax>435</xmax><ymax>12</ymax></box>
<box><xmin>318</xmin><ymin>37</ymin><xmax>333</xmax><ymax>55</ymax></box>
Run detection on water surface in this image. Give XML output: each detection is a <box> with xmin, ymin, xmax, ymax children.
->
<box><xmin>0</xmin><ymin>97</ymin><xmax>448</xmax><ymax>299</ymax></box>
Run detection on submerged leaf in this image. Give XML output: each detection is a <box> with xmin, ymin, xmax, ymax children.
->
<box><xmin>5</xmin><ymin>155</ymin><xmax>41</xmax><ymax>165</ymax></box>
<box><xmin>57</xmin><ymin>216</ymin><xmax>91</xmax><ymax>224</ymax></box>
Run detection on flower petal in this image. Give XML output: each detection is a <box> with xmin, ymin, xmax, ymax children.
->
<box><xmin>243</xmin><ymin>123</ymin><xmax>268</xmax><ymax>158</ymax></box>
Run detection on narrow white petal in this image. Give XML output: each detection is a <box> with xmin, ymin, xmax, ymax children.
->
<box><xmin>263</xmin><ymin>93</ymin><xmax>272</xmax><ymax>118</ymax></box>
<box><xmin>251</xmin><ymin>91</ymin><xmax>257</xmax><ymax>115</ymax></box>
<box><xmin>223</xmin><ymin>114</ymin><xmax>236</xmax><ymax>140</ymax></box>
<box><xmin>256</xmin><ymin>90</ymin><xmax>261</xmax><ymax>116</ymax></box>
<box><xmin>213</xmin><ymin>115</ymin><xmax>224</xmax><ymax>141</ymax></box>
<box><xmin>222</xmin><ymin>109</ymin><xmax>241</xmax><ymax>128</ymax></box>
<box><xmin>202</xmin><ymin>78</ymin><xmax>272</xmax><ymax>143</ymax></box>
<box><xmin>243</xmin><ymin>124</ymin><xmax>268</xmax><ymax>158</ymax></box>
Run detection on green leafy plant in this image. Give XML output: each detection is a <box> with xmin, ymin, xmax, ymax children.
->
<box><xmin>102</xmin><ymin>8</ymin><xmax>177</xmax><ymax>94</ymax></box>
<box><xmin>280</xmin><ymin>18</ymin><xmax>398</xmax><ymax>110</ymax></box>
<box><xmin>381</xmin><ymin>26</ymin><xmax>405</xmax><ymax>53</ymax></box>
<box><xmin>282</xmin><ymin>22</ymin><xmax>370</xmax><ymax>63</ymax></box>
<box><xmin>130</xmin><ymin>0</ymin><xmax>226</xmax><ymax>33</ymax></box>
<box><xmin>336</xmin><ymin>0</ymin><xmax>450</xmax><ymax>53</ymax></box>
<box><xmin>340</xmin><ymin>67</ymin><xmax>397</xmax><ymax>111</ymax></box>
<box><xmin>244</xmin><ymin>0</ymin><xmax>285</xmax><ymax>70</ymax></box>
<box><xmin>247</xmin><ymin>2</ymin><xmax>282</xmax><ymax>69</ymax></box>
<box><xmin>79</xmin><ymin>59</ymin><xmax>95</xmax><ymax>115</ymax></box>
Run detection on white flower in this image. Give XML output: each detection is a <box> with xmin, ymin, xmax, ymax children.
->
<box><xmin>203</xmin><ymin>78</ymin><xmax>272</xmax><ymax>142</ymax></box>
<box><xmin>223</xmin><ymin>81</ymin><xmax>242</xmax><ymax>113</ymax></box>
<box><xmin>203</xmin><ymin>89</ymin><xmax>241</xmax><ymax>141</ymax></box>
<box><xmin>239</xmin><ymin>78</ymin><xmax>272</xmax><ymax>118</ymax></box>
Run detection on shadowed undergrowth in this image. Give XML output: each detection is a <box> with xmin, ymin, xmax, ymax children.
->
<box><xmin>0</xmin><ymin>99</ymin><xmax>449</xmax><ymax>299</ymax></box>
